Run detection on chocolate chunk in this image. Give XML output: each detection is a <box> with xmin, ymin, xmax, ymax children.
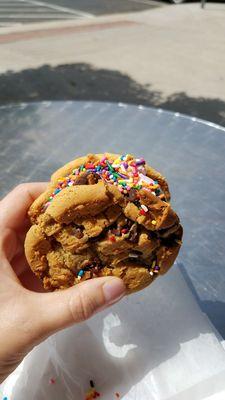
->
<box><xmin>134</xmin><ymin>200</ymin><xmax>141</xmax><ymax>207</ymax></box>
<box><xmin>130</xmin><ymin>249</ymin><xmax>142</xmax><ymax>255</ymax></box>
<box><xmin>74</xmin><ymin>172</ymin><xmax>89</xmax><ymax>185</ymax></box>
<box><xmin>128</xmin><ymin>189</ymin><xmax>137</xmax><ymax>201</ymax></box>
<box><xmin>87</xmin><ymin>173</ymin><xmax>100</xmax><ymax>185</ymax></box>
<box><xmin>125</xmin><ymin>218</ymin><xmax>133</xmax><ymax>228</ymax></box>
<box><xmin>158</xmin><ymin>224</ymin><xmax>180</xmax><ymax>238</ymax></box>
<box><xmin>82</xmin><ymin>258</ymin><xmax>102</xmax><ymax>271</ymax></box>
<box><xmin>74</xmin><ymin>172</ymin><xmax>100</xmax><ymax>185</ymax></box>
<box><xmin>128</xmin><ymin>222</ymin><xmax>138</xmax><ymax>243</ymax></box>
<box><xmin>73</xmin><ymin>227</ymin><xmax>84</xmax><ymax>239</ymax></box>
<box><xmin>93</xmin><ymin>259</ymin><xmax>103</xmax><ymax>271</ymax></box>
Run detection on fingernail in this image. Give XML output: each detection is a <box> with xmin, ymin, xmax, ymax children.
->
<box><xmin>103</xmin><ymin>278</ymin><xmax>125</xmax><ymax>304</ymax></box>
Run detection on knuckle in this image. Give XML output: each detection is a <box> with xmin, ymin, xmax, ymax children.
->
<box><xmin>15</xmin><ymin>183</ymin><xmax>26</xmax><ymax>192</ymax></box>
<box><xmin>69</xmin><ymin>287</ymin><xmax>97</xmax><ymax>323</ymax></box>
<box><xmin>9</xmin><ymin>183</ymin><xmax>28</xmax><ymax>199</ymax></box>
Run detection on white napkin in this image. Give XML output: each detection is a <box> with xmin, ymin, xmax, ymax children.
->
<box><xmin>2</xmin><ymin>265</ymin><xmax>225</xmax><ymax>400</ymax></box>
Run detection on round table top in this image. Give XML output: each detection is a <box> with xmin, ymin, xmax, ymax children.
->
<box><xmin>1</xmin><ymin>101</ymin><xmax>225</xmax><ymax>337</ymax></box>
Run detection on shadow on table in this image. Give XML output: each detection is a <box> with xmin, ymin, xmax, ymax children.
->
<box><xmin>201</xmin><ymin>300</ymin><xmax>225</xmax><ymax>339</ymax></box>
<box><xmin>179</xmin><ymin>263</ymin><xmax>225</xmax><ymax>339</ymax></box>
<box><xmin>0</xmin><ymin>63</ymin><xmax>225</xmax><ymax>127</ymax></box>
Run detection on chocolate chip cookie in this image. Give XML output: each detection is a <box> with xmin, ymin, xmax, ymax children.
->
<box><xmin>24</xmin><ymin>153</ymin><xmax>183</xmax><ymax>293</ymax></box>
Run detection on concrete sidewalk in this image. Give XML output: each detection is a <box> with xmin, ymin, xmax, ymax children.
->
<box><xmin>0</xmin><ymin>2</ymin><xmax>225</xmax><ymax>124</ymax></box>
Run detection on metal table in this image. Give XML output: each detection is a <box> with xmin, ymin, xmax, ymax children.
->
<box><xmin>0</xmin><ymin>101</ymin><xmax>225</xmax><ymax>337</ymax></box>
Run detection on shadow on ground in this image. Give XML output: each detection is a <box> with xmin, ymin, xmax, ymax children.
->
<box><xmin>0</xmin><ymin>63</ymin><xmax>224</xmax><ymax>126</ymax></box>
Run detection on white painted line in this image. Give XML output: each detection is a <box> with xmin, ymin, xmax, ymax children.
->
<box><xmin>0</xmin><ymin>8</ymin><xmax>76</xmax><ymax>13</ymax></box>
<box><xmin>129</xmin><ymin>0</ymin><xmax>162</xmax><ymax>5</ymax></box>
<box><xmin>0</xmin><ymin>14</ymin><xmax>82</xmax><ymax>18</ymax></box>
<box><xmin>0</xmin><ymin>1</ymin><xmax>30</xmax><ymax>3</ymax></box>
<box><xmin>0</xmin><ymin>1</ymin><xmax>28</xmax><ymax>4</ymax></box>
<box><xmin>18</xmin><ymin>0</ymin><xmax>94</xmax><ymax>18</ymax></box>
<box><xmin>0</xmin><ymin>8</ymin><xmax>60</xmax><ymax>11</ymax></box>
<box><xmin>0</xmin><ymin>3</ymin><xmax>39</xmax><ymax>6</ymax></box>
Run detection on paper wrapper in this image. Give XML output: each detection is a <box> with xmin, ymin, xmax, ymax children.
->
<box><xmin>2</xmin><ymin>264</ymin><xmax>225</xmax><ymax>400</ymax></box>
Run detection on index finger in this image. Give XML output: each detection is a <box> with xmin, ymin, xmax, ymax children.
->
<box><xmin>0</xmin><ymin>183</ymin><xmax>48</xmax><ymax>230</ymax></box>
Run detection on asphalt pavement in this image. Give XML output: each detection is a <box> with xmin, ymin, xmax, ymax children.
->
<box><xmin>39</xmin><ymin>0</ymin><xmax>164</xmax><ymax>15</ymax></box>
<box><xmin>0</xmin><ymin>0</ymin><xmax>164</xmax><ymax>26</ymax></box>
<box><xmin>0</xmin><ymin>0</ymin><xmax>92</xmax><ymax>26</ymax></box>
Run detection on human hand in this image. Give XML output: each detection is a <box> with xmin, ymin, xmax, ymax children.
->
<box><xmin>0</xmin><ymin>183</ymin><xmax>125</xmax><ymax>383</ymax></box>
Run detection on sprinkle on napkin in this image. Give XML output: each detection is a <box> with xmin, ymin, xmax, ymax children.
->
<box><xmin>85</xmin><ymin>380</ymin><xmax>100</xmax><ymax>399</ymax></box>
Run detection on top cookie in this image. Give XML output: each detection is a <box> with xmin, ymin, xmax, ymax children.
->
<box><xmin>25</xmin><ymin>153</ymin><xmax>182</xmax><ymax>293</ymax></box>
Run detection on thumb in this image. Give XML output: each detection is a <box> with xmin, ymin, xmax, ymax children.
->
<box><xmin>31</xmin><ymin>277</ymin><xmax>125</xmax><ymax>341</ymax></box>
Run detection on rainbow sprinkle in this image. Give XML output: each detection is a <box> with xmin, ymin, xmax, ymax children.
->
<box><xmin>43</xmin><ymin>154</ymin><xmax>162</xmax><ymax>210</ymax></box>
<box><xmin>85</xmin><ymin>380</ymin><xmax>100</xmax><ymax>399</ymax></box>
